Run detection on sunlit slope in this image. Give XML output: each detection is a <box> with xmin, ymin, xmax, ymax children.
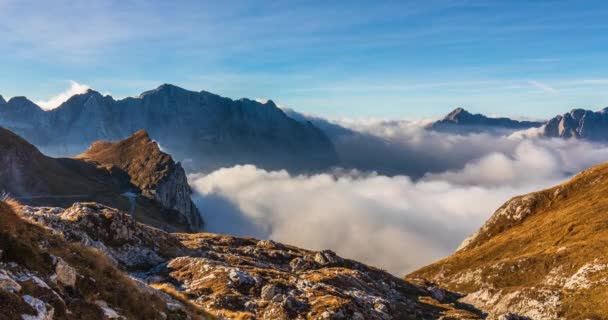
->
<box><xmin>409</xmin><ymin>162</ymin><xmax>608</xmax><ymax>319</ymax></box>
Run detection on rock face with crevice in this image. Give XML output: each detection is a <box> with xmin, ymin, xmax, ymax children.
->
<box><xmin>18</xmin><ymin>202</ymin><xmax>483</xmax><ymax>319</ymax></box>
<box><xmin>410</xmin><ymin>162</ymin><xmax>608</xmax><ymax>319</ymax></box>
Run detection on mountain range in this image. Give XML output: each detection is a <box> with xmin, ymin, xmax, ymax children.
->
<box><xmin>428</xmin><ymin>106</ymin><xmax>608</xmax><ymax>141</ymax></box>
<box><xmin>428</xmin><ymin>108</ymin><xmax>544</xmax><ymax>133</ymax></box>
<box><xmin>0</xmin><ymin>85</ymin><xmax>338</xmax><ymax>173</ymax></box>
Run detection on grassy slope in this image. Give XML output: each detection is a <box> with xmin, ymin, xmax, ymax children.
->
<box><xmin>409</xmin><ymin>162</ymin><xmax>608</xmax><ymax>319</ymax></box>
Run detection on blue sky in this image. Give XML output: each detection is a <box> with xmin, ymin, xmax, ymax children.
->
<box><xmin>2</xmin><ymin>0</ymin><xmax>608</xmax><ymax>119</ymax></box>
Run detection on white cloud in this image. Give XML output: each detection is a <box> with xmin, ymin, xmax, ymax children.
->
<box><xmin>189</xmin><ymin>119</ymin><xmax>608</xmax><ymax>276</ymax></box>
<box><xmin>35</xmin><ymin>81</ymin><xmax>90</xmax><ymax>110</ymax></box>
<box><xmin>190</xmin><ymin>164</ymin><xmax>555</xmax><ymax>276</ymax></box>
<box><xmin>528</xmin><ymin>80</ymin><xmax>558</xmax><ymax>94</ymax></box>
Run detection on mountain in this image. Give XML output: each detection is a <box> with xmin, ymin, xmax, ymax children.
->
<box><xmin>543</xmin><ymin>108</ymin><xmax>608</xmax><ymax>140</ymax></box>
<box><xmin>0</xmin><ymin>85</ymin><xmax>338</xmax><ymax>173</ymax></box>
<box><xmin>409</xmin><ymin>162</ymin><xmax>608</xmax><ymax>319</ymax></box>
<box><xmin>428</xmin><ymin>108</ymin><xmax>544</xmax><ymax>133</ymax></box>
<box><xmin>0</xmin><ymin>128</ymin><xmax>201</xmax><ymax>232</ymax></box>
<box><xmin>10</xmin><ymin>201</ymin><xmax>483</xmax><ymax>319</ymax></box>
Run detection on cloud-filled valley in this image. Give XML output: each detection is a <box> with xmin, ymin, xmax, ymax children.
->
<box><xmin>190</xmin><ymin>119</ymin><xmax>608</xmax><ymax>275</ymax></box>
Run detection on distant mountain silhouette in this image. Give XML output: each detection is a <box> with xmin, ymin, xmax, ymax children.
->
<box><xmin>428</xmin><ymin>107</ymin><xmax>544</xmax><ymax>133</ymax></box>
<box><xmin>543</xmin><ymin>107</ymin><xmax>608</xmax><ymax>140</ymax></box>
<box><xmin>0</xmin><ymin>84</ymin><xmax>338</xmax><ymax>173</ymax></box>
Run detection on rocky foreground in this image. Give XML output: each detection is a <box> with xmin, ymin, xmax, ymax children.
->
<box><xmin>409</xmin><ymin>162</ymin><xmax>608</xmax><ymax>319</ymax></box>
<box><xmin>2</xmin><ymin>201</ymin><xmax>483</xmax><ymax>319</ymax></box>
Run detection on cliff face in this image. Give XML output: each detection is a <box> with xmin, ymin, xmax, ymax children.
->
<box><xmin>0</xmin><ymin>128</ymin><xmax>201</xmax><ymax>233</ymax></box>
<box><xmin>76</xmin><ymin>130</ymin><xmax>203</xmax><ymax>231</ymax></box>
<box><xmin>410</xmin><ymin>162</ymin><xmax>608</xmax><ymax>319</ymax></box>
<box><xmin>17</xmin><ymin>202</ymin><xmax>484</xmax><ymax>320</ymax></box>
<box><xmin>0</xmin><ymin>84</ymin><xmax>339</xmax><ymax>173</ymax></box>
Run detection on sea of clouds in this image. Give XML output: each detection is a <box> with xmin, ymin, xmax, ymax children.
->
<box><xmin>190</xmin><ymin>119</ymin><xmax>608</xmax><ymax>275</ymax></box>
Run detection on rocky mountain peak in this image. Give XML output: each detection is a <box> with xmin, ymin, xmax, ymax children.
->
<box><xmin>6</xmin><ymin>96</ymin><xmax>43</xmax><ymax>111</ymax></box>
<box><xmin>0</xmin><ymin>94</ymin><xmax>6</xmax><ymax>104</ymax></box>
<box><xmin>444</xmin><ymin>107</ymin><xmax>470</xmax><ymax>121</ymax></box>
<box><xmin>77</xmin><ymin>130</ymin><xmax>203</xmax><ymax>231</ymax></box>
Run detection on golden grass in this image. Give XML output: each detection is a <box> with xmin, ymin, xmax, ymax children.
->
<box><xmin>409</xmin><ymin>162</ymin><xmax>608</xmax><ymax>319</ymax></box>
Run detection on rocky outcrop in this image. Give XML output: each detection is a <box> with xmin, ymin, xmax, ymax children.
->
<box><xmin>410</xmin><ymin>162</ymin><xmax>608</xmax><ymax>319</ymax></box>
<box><xmin>428</xmin><ymin>108</ymin><xmax>544</xmax><ymax>133</ymax></box>
<box><xmin>76</xmin><ymin>130</ymin><xmax>203</xmax><ymax>231</ymax></box>
<box><xmin>0</xmin><ymin>84</ymin><xmax>339</xmax><ymax>173</ymax></box>
<box><xmin>543</xmin><ymin>108</ymin><xmax>608</xmax><ymax>140</ymax></box>
<box><xmin>19</xmin><ymin>202</ymin><xmax>483</xmax><ymax>319</ymax></box>
<box><xmin>0</xmin><ymin>200</ymin><xmax>210</xmax><ymax>320</ymax></box>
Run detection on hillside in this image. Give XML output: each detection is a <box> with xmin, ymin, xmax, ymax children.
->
<box><xmin>0</xmin><ymin>128</ymin><xmax>201</xmax><ymax>232</ymax></box>
<box><xmin>409</xmin><ymin>162</ymin><xmax>608</xmax><ymax>319</ymax></box>
<box><xmin>0</xmin><ymin>198</ymin><xmax>211</xmax><ymax>320</ymax></box>
<box><xmin>0</xmin><ymin>84</ymin><xmax>339</xmax><ymax>173</ymax></box>
<box><xmin>14</xmin><ymin>201</ymin><xmax>483</xmax><ymax>319</ymax></box>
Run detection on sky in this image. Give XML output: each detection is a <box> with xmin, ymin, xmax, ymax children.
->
<box><xmin>2</xmin><ymin>0</ymin><xmax>608</xmax><ymax>118</ymax></box>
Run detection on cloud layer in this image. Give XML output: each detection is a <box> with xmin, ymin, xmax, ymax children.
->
<box><xmin>190</xmin><ymin>122</ymin><xmax>608</xmax><ymax>275</ymax></box>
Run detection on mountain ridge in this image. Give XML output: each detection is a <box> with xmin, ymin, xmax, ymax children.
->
<box><xmin>0</xmin><ymin>84</ymin><xmax>339</xmax><ymax>173</ymax></box>
<box><xmin>428</xmin><ymin>107</ymin><xmax>544</xmax><ymax>133</ymax></box>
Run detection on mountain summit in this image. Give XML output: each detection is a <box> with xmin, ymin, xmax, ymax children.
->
<box><xmin>0</xmin><ymin>85</ymin><xmax>338</xmax><ymax>173</ymax></box>
<box><xmin>429</xmin><ymin>108</ymin><xmax>544</xmax><ymax>133</ymax></box>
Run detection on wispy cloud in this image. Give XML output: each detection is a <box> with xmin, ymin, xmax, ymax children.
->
<box><xmin>528</xmin><ymin>80</ymin><xmax>558</xmax><ymax>94</ymax></box>
<box><xmin>34</xmin><ymin>81</ymin><xmax>90</xmax><ymax>110</ymax></box>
